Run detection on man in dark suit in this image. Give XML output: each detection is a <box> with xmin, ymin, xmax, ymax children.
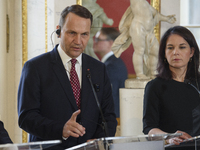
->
<box><xmin>93</xmin><ymin>27</ymin><xmax>128</xmax><ymax>118</ymax></box>
<box><xmin>18</xmin><ymin>5</ymin><xmax>117</xmax><ymax>149</ymax></box>
<box><xmin>0</xmin><ymin>121</ymin><xmax>12</xmax><ymax>144</ymax></box>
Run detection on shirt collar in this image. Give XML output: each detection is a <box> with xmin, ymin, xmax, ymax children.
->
<box><xmin>101</xmin><ymin>51</ymin><xmax>114</xmax><ymax>63</ymax></box>
<box><xmin>57</xmin><ymin>44</ymin><xmax>82</xmax><ymax>66</ymax></box>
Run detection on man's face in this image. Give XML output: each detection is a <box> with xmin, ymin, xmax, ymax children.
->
<box><xmin>59</xmin><ymin>12</ymin><xmax>91</xmax><ymax>58</ymax></box>
<box><xmin>93</xmin><ymin>31</ymin><xmax>111</xmax><ymax>55</ymax></box>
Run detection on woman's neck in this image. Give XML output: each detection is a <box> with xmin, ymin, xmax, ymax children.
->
<box><xmin>170</xmin><ymin>67</ymin><xmax>187</xmax><ymax>82</ymax></box>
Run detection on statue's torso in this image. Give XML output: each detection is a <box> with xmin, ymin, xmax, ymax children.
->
<box><xmin>130</xmin><ymin>0</ymin><xmax>155</xmax><ymax>31</ymax></box>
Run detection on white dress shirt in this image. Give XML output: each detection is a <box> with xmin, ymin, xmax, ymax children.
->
<box><xmin>57</xmin><ymin>44</ymin><xmax>82</xmax><ymax>87</ymax></box>
<box><xmin>101</xmin><ymin>51</ymin><xmax>114</xmax><ymax>63</ymax></box>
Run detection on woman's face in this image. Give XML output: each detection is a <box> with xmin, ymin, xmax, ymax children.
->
<box><xmin>165</xmin><ymin>34</ymin><xmax>194</xmax><ymax>71</ymax></box>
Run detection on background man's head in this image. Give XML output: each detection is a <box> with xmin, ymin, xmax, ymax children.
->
<box><xmin>93</xmin><ymin>27</ymin><xmax>120</xmax><ymax>58</ymax></box>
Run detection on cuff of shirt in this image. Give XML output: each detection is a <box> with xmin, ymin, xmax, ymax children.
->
<box><xmin>62</xmin><ymin>136</ymin><xmax>68</xmax><ymax>140</ymax></box>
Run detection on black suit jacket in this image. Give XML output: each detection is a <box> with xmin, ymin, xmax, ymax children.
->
<box><xmin>18</xmin><ymin>45</ymin><xmax>117</xmax><ymax>149</ymax></box>
<box><xmin>0</xmin><ymin>121</ymin><xmax>12</xmax><ymax>144</ymax></box>
<box><xmin>104</xmin><ymin>55</ymin><xmax>128</xmax><ymax>117</ymax></box>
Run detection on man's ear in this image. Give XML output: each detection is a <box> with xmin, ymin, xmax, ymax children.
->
<box><xmin>109</xmin><ymin>40</ymin><xmax>114</xmax><ymax>45</ymax></box>
<box><xmin>56</xmin><ymin>25</ymin><xmax>61</xmax><ymax>38</ymax></box>
<box><xmin>56</xmin><ymin>25</ymin><xmax>60</xmax><ymax>30</ymax></box>
<box><xmin>108</xmin><ymin>40</ymin><xmax>114</xmax><ymax>49</ymax></box>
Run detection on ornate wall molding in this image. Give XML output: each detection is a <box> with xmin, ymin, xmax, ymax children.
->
<box><xmin>22</xmin><ymin>0</ymin><xmax>27</xmax><ymax>66</ymax></box>
<box><xmin>151</xmin><ymin>0</ymin><xmax>160</xmax><ymax>42</ymax></box>
<box><xmin>22</xmin><ymin>0</ymin><xmax>28</xmax><ymax>143</ymax></box>
<box><xmin>6</xmin><ymin>15</ymin><xmax>9</xmax><ymax>53</ymax></box>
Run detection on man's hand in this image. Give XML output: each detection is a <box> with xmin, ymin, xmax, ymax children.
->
<box><xmin>62</xmin><ymin>110</ymin><xmax>86</xmax><ymax>138</ymax></box>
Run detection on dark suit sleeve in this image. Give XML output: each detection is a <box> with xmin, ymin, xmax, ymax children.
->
<box><xmin>18</xmin><ymin>61</ymin><xmax>64</xmax><ymax>140</ymax></box>
<box><xmin>0</xmin><ymin>121</ymin><xmax>13</xmax><ymax>144</ymax></box>
<box><xmin>92</xmin><ymin>65</ymin><xmax>117</xmax><ymax>138</ymax></box>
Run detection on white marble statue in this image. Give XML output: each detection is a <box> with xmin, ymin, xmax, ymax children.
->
<box><xmin>112</xmin><ymin>0</ymin><xmax>176</xmax><ymax>79</ymax></box>
<box><xmin>82</xmin><ymin>0</ymin><xmax>114</xmax><ymax>60</ymax></box>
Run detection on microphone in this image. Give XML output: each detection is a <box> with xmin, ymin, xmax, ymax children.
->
<box><xmin>184</xmin><ymin>79</ymin><xmax>200</xmax><ymax>95</ymax></box>
<box><xmin>86</xmin><ymin>69</ymin><xmax>109</xmax><ymax>138</ymax></box>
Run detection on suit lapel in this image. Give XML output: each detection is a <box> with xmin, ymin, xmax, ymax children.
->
<box><xmin>81</xmin><ymin>54</ymin><xmax>92</xmax><ymax>113</ymax></box>
<box><xmin>104</xmin><ymin>54</ymin><xmax>114</xmax><ymax>66</ymax></box>
<box><xmin>50</xmin><ymin>46</ymin><xmax>78</xmax><ymax>110</ymax></box>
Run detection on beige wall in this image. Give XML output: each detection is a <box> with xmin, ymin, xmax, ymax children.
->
<box><xmin>0</xmin><ymin>0</ymin><xmax>22</xmax><ymax>143</ymax></box>
<box><xmin>160</xmin><ymin>0</ymin><xmax>180</xmax><ymax>37</ymax></box>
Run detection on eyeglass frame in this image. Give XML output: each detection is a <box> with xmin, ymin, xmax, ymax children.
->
<box><xmin>94</xmin><ymin>37</ymin><xmax>111</xmax><ymax>43</ymax></box>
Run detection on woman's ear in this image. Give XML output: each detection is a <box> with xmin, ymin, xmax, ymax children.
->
<box><xmin>190</xmin><ymin>47</ymin><xmax>195</xmax><ymax>57</ymax></box>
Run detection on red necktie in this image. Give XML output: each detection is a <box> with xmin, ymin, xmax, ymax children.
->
<box><xmin>70</xmin><ymin>59</ymin><xmax>81</xmax><ymax>109</ymax></box>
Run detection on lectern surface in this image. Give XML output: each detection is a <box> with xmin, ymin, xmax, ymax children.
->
<box><xmin>165</xmin><ymin>137</ymin><xmax>200</xmax><ymax>150</ymax></box>
<box><xmin>0</xmin><ymin>140</ymin><xmax>61</xmax><ymax>150</ymax></box>
<box><xmin>66</xmin><ymin>134</ymin><xmax>182</xmax><ymax>150</ymax></box>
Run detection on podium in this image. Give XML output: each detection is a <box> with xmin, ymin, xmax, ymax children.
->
<box><xmin>0</xmin><ymin>140</ymin><xmax>61</xmax><ymax>150</ymax></box>
<box><xmin>165</xmin><ymin>136</ymin><xmax>200</xmax><ymax>150</ymax></box>
<box><xmin>66</xmin><ymin>134</ymin><xmax>181</xmax><ymax>150</ymax></box>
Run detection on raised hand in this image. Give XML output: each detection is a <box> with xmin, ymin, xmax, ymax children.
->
<box><xmin>62</xmin><ymin>110</ymin><xmax>86</xmax><ymax>138</ymax></box>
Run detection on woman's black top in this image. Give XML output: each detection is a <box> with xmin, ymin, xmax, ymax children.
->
<box><xmin>143</xmin><ymin>77</ymin><xmax>200</xmax><ymax>136</ymax></box>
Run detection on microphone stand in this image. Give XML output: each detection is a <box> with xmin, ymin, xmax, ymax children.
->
<box><xmin>86</xmin><ymin>69</ymin><xmax>110</xmax><ymax>150</ymax></box>
<box><xmin>184</xmin><ymin>79</ymin><xmax>200</xmax><ymax>96</ymax></box>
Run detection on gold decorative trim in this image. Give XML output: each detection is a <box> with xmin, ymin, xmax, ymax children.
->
<box><xmin>151</xmin><ymin>0</ymin><xmax>160</xmax><ymax>42</ymax></box>
<box><xmin>22</xmin><ymin>0</ymin><xmax>28</xmax><ymax>143</ymax></box>
<box><xmin>22</xmin><ymin>0</ymin><xmax>28</xmax><ymax>66</ymax></box>
<box><xmin>45</xmin><ymin>0</ymin><xmax>48</xmax><ymax>52</ymax></box>
<box><xmin>76</xmin><ymin>0</ymin><xmax>82</xmax><ymax>5</ymax></box>
<box><xmin>22</xmin><ymin>130</ymin><xmax>28</xmax><ymax>143</ymax></box>
<box><xmin>6</xmin><ymin>15</ymin><xmax>9</xmax><ymax>53</ymax></box>
<box><xmin>128</xmin><ymin>74</ymin><xmax>137</xmax><ymax>79</ymax></box>
<box><xmin>116</xmin><ymin>118</ymin><xmax>120</xmax><ymax>125</ymax></box>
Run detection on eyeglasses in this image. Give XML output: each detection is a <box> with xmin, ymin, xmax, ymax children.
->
<box><xmin>94</xmin><ymin>38</ymin><xmax>110</xmax><ymax>43</ymax></box>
